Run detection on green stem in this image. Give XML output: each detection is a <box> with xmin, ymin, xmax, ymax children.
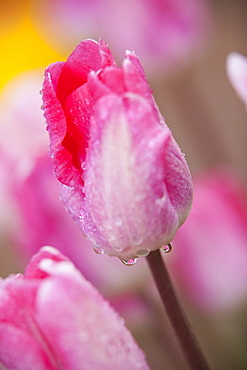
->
<box><xmin>146</xmin><ymin>249</ymin><xmax>210</xmax><ymax>370</ymax></box>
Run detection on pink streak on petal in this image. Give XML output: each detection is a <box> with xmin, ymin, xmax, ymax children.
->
<box><xmin>0</xmin><ymin>324</ymin><xmax>53</xmax><ymax>370</ymax></box>
<box><xmin>0</xmin><ymin>276</ymin><xmax>62</xmax><ymax>369</ymax></box>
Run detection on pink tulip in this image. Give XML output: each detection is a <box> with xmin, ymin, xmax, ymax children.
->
<box><xmin>0</xmin><ymin>246</ymin><xmax>150</xmax><ymax>369</ymax></box>
<box><xmin>42</xmin><ymin>39</ymin><xmax>193</xmax><ymax>262</ymax></box>
<box><xmin>170</xmin><ymin>168</ymin><xmax>247</xmax><ymax>311</ymax></box>
<box><xmin>227</xmin><ymin>52</ymin><xmax>247</xmax><ymax>108</ymax></box>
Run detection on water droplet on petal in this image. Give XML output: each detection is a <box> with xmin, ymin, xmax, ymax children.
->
<box><xmin>136</xmin><ymin>249</ymin><xmax>150</xmax><ymax>257</ymax></box>
<box><xmin>93</xmin><ymin>245</ymin><xmax>104</xmax><ymax>255</ymax></box>
<box><xmin>131</xmin><ymin>234</ymin><xmax>143</xmax><ymax>245</ymax></box>
<box><xmin>121</xmin><ymin>258</ymin><xmax>138</xmax><ymax>266</ymax></box>
<box><xmin>160</xmin><ymin>243</ymin><xmax>173</xmax><ymax>253</ymax></box>
<box><xmin>114</xmin><ymin>216</ymin><xmax>122</xmax><ymax>227</ymax></box>
<box><xmin>104</xmin><ymin>221</ymin><xmax>112</xmax><ymax>230</ymax></box>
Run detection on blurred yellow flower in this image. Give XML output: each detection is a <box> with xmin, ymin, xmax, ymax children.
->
<box><xmin>0</xmin><ymin>11</ymin><xmax>64</xmax><ymax>90</ymax></box>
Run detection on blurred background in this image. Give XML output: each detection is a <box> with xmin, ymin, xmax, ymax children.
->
<box><xmin>0</xmin><ymin>0</ymin><xmax>247</xmax><ymax>369</ymax></box>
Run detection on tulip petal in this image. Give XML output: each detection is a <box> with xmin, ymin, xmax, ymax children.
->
<box><xmin>0</xmin><ymin>324</ymin><xmax>53</xmax><ymax>370</ymax></box>
<box><xmin>36</xmin><ymin>258</ymin><xmax>149</xmax><ymax>370</ymax></box>
<box><xmin>0</xmin><ymin>248</ymin><xmax>150</xmax><ymax>369</ymax></box>
<box><xmin>43</xmin><ymin>65</ymin><xmax>83</xmax><ymax>187</ymax></box>
<box><xmin>56</xmin><ymin>39</ymin><xmax>115</xmax><ymax>105</ymax></box>
<box><xmin>164</xmin><ymin>138</ymin><xmax>193</xmax><ymax>224</ymax></box>
<box><xmin>56</xmin><ymin>39</ymin><xmax>101</xmax><ymax>104</ymax></box>
<box><xmin>0</xmin><ymin>276</ymin><xmax>62</xmax><ymax>369</ymax></box>
<box><xmin>82</xmin><ymin>93</ymin><xmax>179</xmax><ymax>260</ymax></box>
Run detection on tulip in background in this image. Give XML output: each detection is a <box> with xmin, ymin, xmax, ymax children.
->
<box><xmin>42</xmin><ymin>38</ymin><xmax>193</xmax><ymax>262</ymax></box>
<box><xmin>0</xmin><ymin>247</ymin><xmax>149</xmax><ymax>370</ymax></box>
<box><xmin>171</xmin><ymin>168</ymin><xmax>247</xmax><ymax>311</ymax></box>
<box><xmin>227</xmin><ymin>52</ymin><xmax>247</xmax><ymax>108</ymax></box>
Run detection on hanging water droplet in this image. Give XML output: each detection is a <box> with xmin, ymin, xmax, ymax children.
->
<box><xmin>160</xmin><ymin>243</ymin><xmax>173</xmax><ymax>253</ymax></box>
<box><xmin>121</xmin><ymin>258</ymin><xmax>138</xmax><ymax>266</ymax></box>
<box><xmin>93</xmin><ymin>245</ymin><xmax>104</xmax><ymax>255</ymax></box>
<box><xmin>136</xmin><ymin>249</ymin><xmax>150</xmax><ymax>257</ymax></box>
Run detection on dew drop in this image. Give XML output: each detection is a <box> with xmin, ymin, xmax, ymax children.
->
<box><xmin>160</xmin><ymin>243</ymin><xmax>173</xmax><ymax>253</ymax></box>
<box><xmin>121</xmin><ymin>258</ymin><xmax>138</xmax><ymax>266</ymax></box>
<box><xmin>104</xmin><ymin>221</ymin><xmax>112</xmax><ymax>230</ymax></box>
<box><xmin>131</xmin><ymin>234</ymin><xmax>143</xmax><ymax>245</ymax></box>
<box><xmin>114</xmin><ymin>217</ymin><xmax>122</xmax><ymax>227</ymax></box>
<box><xmin>136</xmin><ymin>249</ymin><xmax>150</xmax><ymax>257</ymax></box>
<box><xmin>93</xmin><ymin>245</ymin><xmax>104</xmax><ymax>255</ymax></box>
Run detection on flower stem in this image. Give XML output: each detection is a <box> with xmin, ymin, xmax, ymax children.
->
<box><xmin>146</xmin><ymin>249</ymin><xmax>210</xmax><ymax>370</ymax></box>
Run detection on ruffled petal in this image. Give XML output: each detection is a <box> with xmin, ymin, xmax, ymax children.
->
<box><xmin>42</xmin><ymin>65</ymin><xmax>83</xmax><ymax>187</ymax></box>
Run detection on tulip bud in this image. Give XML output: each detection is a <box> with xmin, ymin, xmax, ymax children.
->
<box><xmin>42</xmin><ymin>39</ymin><xmax>193</xmax><ymax>261</ymax></box>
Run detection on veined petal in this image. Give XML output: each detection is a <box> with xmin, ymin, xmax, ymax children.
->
<box><xmin>83</xmin><ymin>93</ymin><xmax>179</xmax><ymax>260</ymax></box>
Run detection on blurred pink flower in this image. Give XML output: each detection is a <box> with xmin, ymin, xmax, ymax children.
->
<box><xmin>0</xmin><ymin>246</ymin><xmax>150</xmax><ymax>369</ymax></box>
<box><xmin>0</xmin><ymin>69</ymin><xmax>49</xmax><ymax>244</ymax></box>
<box><xmin>32</xmin><ymin>0</ymin><xmax>211</xmax><ymax>77</ymax></box>
<box><xmin>42</xmin><ymin>39</ymin><xmax>193</xmax><ymax>262</ymax></box>
<box><xmin>227</xmin><ymin>52</ymin><xmax>247</xmax><ymax>108</ymax></box>
<box><xmin>0</xmin><ymin>70</ymin><xmax>147</xmax><ymax>293</ymax></box>
<box><xmin>170</xmin><ymin>168</ymin><xmax>247</xmax><ymax>311</ymax></box>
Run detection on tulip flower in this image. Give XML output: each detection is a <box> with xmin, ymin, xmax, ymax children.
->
<box><xmin>42</xmin><ymin>39</ymin><xmax>193</xmax><ymax>262</ymax></box>
<box><xmin>226</xmin><ymin>52</ymin><xmax>247</xmax><ymax>108</ymax></box>
<box><xmin>170</xmin><ymin>168</ymin><xmax>247</xmax><ymax>311</ymax></box>
<box><xmin>0</xmin><ymin>246</ymin><xmax>150</xmax><ymax>369</ymax></box>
